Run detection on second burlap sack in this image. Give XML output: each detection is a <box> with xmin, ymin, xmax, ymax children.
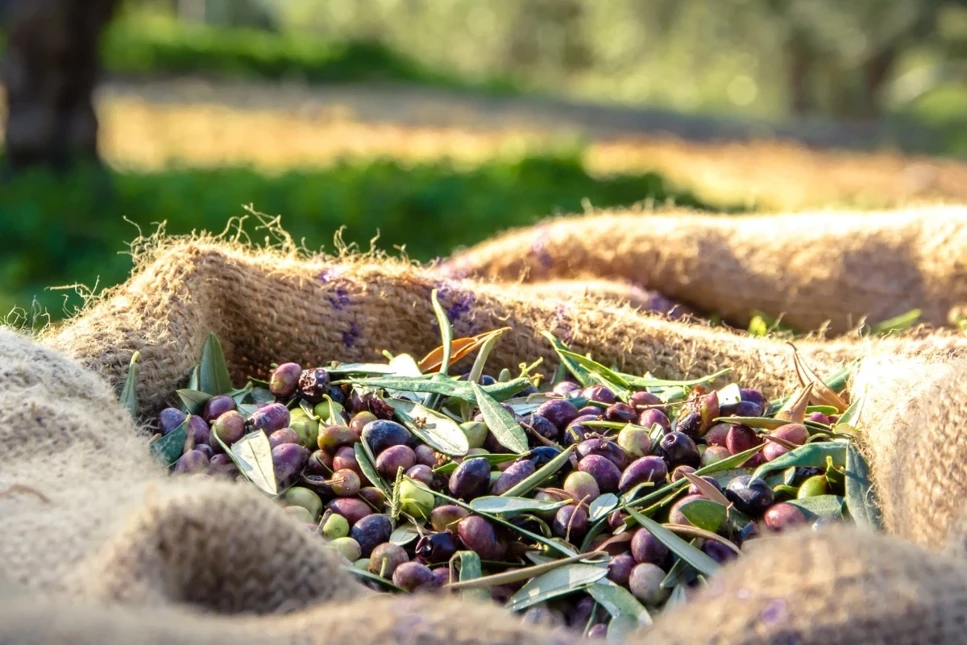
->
<box><xmin>3</xmin><ymin>229</ymin><xmax>967</xmax><ymax>644</ymax></box>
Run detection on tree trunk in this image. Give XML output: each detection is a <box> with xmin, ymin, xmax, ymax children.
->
<box><xmin>2</xmin><ymin>0</ymin><xmax>119</xmax><ymax>172</ymax></box>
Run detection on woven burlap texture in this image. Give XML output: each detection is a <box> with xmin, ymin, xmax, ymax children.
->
<box><xmin>442</xmin><ymin>205</ymin><xmax>967</xmax><ymax>334</ymax></box>
<box><xmin>2</xmin><ymin>234</ymin><xmax>967</xmax><ymax>644</ymax></box>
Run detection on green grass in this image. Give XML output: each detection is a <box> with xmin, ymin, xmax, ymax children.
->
<box><xmin>0</xmin><ymin>152</ymin><xmax>726</xmax><ymax>321</ymax></box>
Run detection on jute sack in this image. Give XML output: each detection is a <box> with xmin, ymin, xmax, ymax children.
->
<box><xmin>2</xmin><ymin>236</ymin><xmax>967</xmax><ymax>644</ymax></box>
<box><xmin>442</xmin><ymin>205</ymin><xmax>967</xmax><ymax>334</ymax></box>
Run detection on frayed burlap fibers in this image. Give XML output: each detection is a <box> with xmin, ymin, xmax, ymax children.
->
<box><xmin>3</xmin><ymin>220</ymin><xmax>967</xmax><ymax>644</ymax></box>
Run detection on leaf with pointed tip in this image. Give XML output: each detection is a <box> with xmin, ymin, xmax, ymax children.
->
<box><xmin>177</xmin><ymin>389</ymin><xmax>212</xmax><ymax>416</ymax></box>
<box><xmin>838</xmin><ymin>395</ymin><xmax>865</xmax><ymax>428</ymax></box>
<box><xmin>428</xmin><ymin>289</ymin><xmax>454</xmax><ymax>376</ymax></box>
<box><xmin>455</xmin><ymin>550</ymin><xmax>489</xmax><ymax>602</ymax></box>
<box><xmin>388</xmin><ymin>398</ymin><xmax>470</xmax><ymax>456</ymax></box>
<box><xmin>625</xmin><ymin>508</ymin><xmax>720</xmax><ymax>577</ymax></box>
<box><xmin>149</xmin><ymin>418</ymin><xmax>187</xmax><ymax>466</ymax></box>
<box><xmin>557</xmin><ymin>350</ymin><xmax>631</xmax><ymax>388</ymax></box>
<box><xmin>389</xmin><ymin>353</ymin><xmax>423</xmax><ymax>377</ymax></box>
<box><xmin>472</xmin><ymin>382</ymin><xmax>528</xmax><ymax>454</ymax></box>
<box><xmin>588</xmin><ymin>580</ymin><xmax>652</xmax><ymax>631</ymax></box>
<box><xmin>355</xmin><ymin>442</ymin><xmax>391</xmax><ymax>499</ymax></box>
<box><xmin>621</xmin><ymin>368</ymin><xmax>732</xmax><ymax>389</ymax></box>
<box><xmin>753</xmin><ymin>442</ymin><xmax>847</xmax><ymax>480</ymax></box>
<box><xmin>500</xmin><ymin>446</ymin><xmax>575</xmax><ymax>498</ymax></box>
<box><xmin>590</xmin><ymin>493</ymin><xmax>620</xmax><ymax>522</ymax></box>
<box><xmin>470</xmin><ymin>496</ymin><xmax>569</xmax><ymax>515</ymax></box>
<box><xmin>198</xmin><ymin>332</ymin><xmax>234</xmax><ymax>396</ymax></box>
<box><xmin>120</xmin><ymin>351</ymin><xmax>140</xmax><ymax>420</ymax></box>
<box><xmin>505</xmin><ymin>565</ymin><xmax>608</xmax><ymax>612</ymax></box>
<box><xmin>788</xmin><ymin>346</ymin><xmax>848</xmax><ymax>412</ymax></box>
<box><xmin>677</xmin><ymin>499</ymin><xmax>727</xmax><ymax>533</ymax></box>
<box><xmin>681</xmin><ymin>472</ymin><xmax>730</xmax><ymax>506</ymax></box>
<box><xmin>541</xmin><ymin>330</ymin><xmax>594</xmax><ymax>386</ymax></box>
<box><xmin>326</xmin><ymin>363</ymin><xmax>398</xmax><ymax>375</ymax></box>
<box><xmin>433</xmin><ymin>453</ymin><xmax>518</xmax><ymax>475</ymax></box>
<box><xmin>844</xmin><ymin>442</ymin><xmax>882</xmax><ymax>530</ymax></box>
<box><xmin>390</xmin><ymin>522</ymin><xmax>420</xmax><ymax>546</ymax></box>
<box><xmin>218</xmin><ymin>429</ymin><xmax>277</xmax><ymax>496</ymax></box>
<box><xmin>343</xmin><ymin>375</ymin><xmax>531</xmax><ymax>403</ymax></box>
<box><xmin>187</xmin><ymin>364</ymin><xmax>200</xmax><ymax>391</ymax></box>
<box><xmin>787</xmin><ymin>495</ymin><xmax>845</xmax><ymax>521</ymax></box>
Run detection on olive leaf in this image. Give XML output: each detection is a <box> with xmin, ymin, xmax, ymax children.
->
<box><xmin>149</xmin><ymin>418</ymin><xmax>188</xmax><ymax>466</ymax></box>
<box><xmin>660</xmin><ymin>552</ymin><xmax>698</xmax><ymax>589</ymax></box>
<box><xmin>505</xmin><ymin>564</ymin><xmax>608</xmax><ymax>612</ymax></box>
<box><xmin>620</xmin><ymin>368</ymin><xmax>732</xmax><ymax>390</ymax></box>
<box><xmin>788</xmin><ymin>345</ymin><xmax>849</xmax><ymax>412</ymax></box>
<box><xmin>434</xmin><ymin>453</ymin><xmax>518</xmax><ymax>475</ymax></box>
<box><xmin>844</xmin><ymin>442</ymin><xmax>883</xmax><ymax>530</ymax></box>
<box><xmin>320</xmin><ymin>394</ymin><xmax>344</xmax><ymax>427</ymax></box>
<box><xmin>198</xmin><ymin>332</ymin><xmax>234</xmax><ymax>396</ymax></box>
<box><xmin>608</xmin><ymin>615</ymin><xmax>643</xmax><ymax>643</ymax></box>
<box><xmin>419</xmin><ymin>329</ymin><xmax>511</xmax><ymax>375</ymax></box>
<box><xmin>219</xmin><ymin>429</ymin><xmax>278</xmax><ymax>496</ymax></box>
<box><xmin>588</xmin><ymin>580</ymin><xmax>652</xmax><ymax>630</ymax></box>
<box><xmin>120</xmin><ymin>351</ymin><xmax>140</xmax><ymax>420</ymax></box>
<box><xmin>176</xmin><ymin>389</ymin><xmax>212</xmax><ymax>416</ymax></box>
<box><xmin>472</xmin><ymin>382</ymin><xmax>528</xmax><ymax>454</ymax></box>
<box><xmin>389</xmin><ymin>398</ymin><xmax>470</xmax><ymax>456</ymax></box>
<box><xmin>470</xmin><ymin>496</ymin><xmax>569</xmax><ymax>515</ymax></box>
<box><xmin>665</xmin><ymin>583</ymin><xmax>688</xmax><ymax>609</ymax></box>
<box><xmin>625</xmin><ymin>508</ymin><xmax>721</xmax><ymax>577</ymax></box>
<box><xmin>249</xmin><ymin>386</ymin><xmax>275</xmax><ymax>404</ymax></box>
<box><xmin>677</xmin><ymin>499</ymin><xmax>727</xmax><ymax>533</ymax></box>
<box><xmin>589</xmin><ymin>493</ymin><xmax>619</xmax><ymax>522</ymax></box>
<box><xmin>770</xmin><ymin>360</ymin><xmax>857</xmax><ymax>411</ymax></box>
<box><xmin>837</xmin><ymin>395</ymin><xmax>865</xmax><ymax>428</ymax></box>
<box><xmin>681</xmin><ymin>472</ymin><xmax>730</xmax><ymax>506</ymax></box>
<box><xmin>787</xmin><ymin>495</ymin><xmax>845</xmax><ymax>520</ymax></box>
<box><xmin>557</xmin><ymin>350</ymin><xmax>631</xmax><ymax>389</ymax></box>
<box><xmin>390</xmin><ymin>522</ymin><xmax>420</xmax><ymax>546</ymax></box>
<box><xmin>453</xmin><ymin>550</ymin><xmax>489</xmax><ymax>602</ymax></box>
<box><xmin>869</xmin><ymin>309</ymin><xmax>922</xmax><ymax>336</ymax></box>
<box><xmin>346</xmin><ymin>567</ymin><xmax>405</xmax><ymax>592</ymax></box>
<box><xmin>716</xmin><ymin>383</ymin><xmax>742</xmax><ymax>408</ymax></box>
<box><xmin>500</xmin><ymin>446</ymin><xmax>575</xmax><ymax>498</ymax></box>
<box><xmin>752</xmin><ymin>442</ymin><xmax>847</xmax><ymax>480</ymax></box>
<box><xmin>187</xmin><ymin>364</ymin><xmax>200</xmax><ymax>391</ymax></box>
<box><xmin>355</xmin><ymin>442</ymin><xmax>391</xmax><ymax>499</ymax></box>
<box><xmin>429</xmin><ymin>289</ymin><xmax>454</xmax><ymax>376</ymax></box>
<box><xmin>541</xmin><ymin>330</ymin><xmax>594</xmax><ymax>386</ymax></box>
<box><xmin>326</xmin><ymin>363</ymin><xmax>398</xmax><ymax>375</ymax></box>
<box><xmin>805</xmin><ymin>405</ymin><xmax>839</xmax><ymax>416</ymax></box>
<box><xmin>343</xmin><ymin>375</ymin><xmax>531</xmax><ymax>403</ymax></box>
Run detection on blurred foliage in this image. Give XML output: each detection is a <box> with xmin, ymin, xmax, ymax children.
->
<box><xmin>0</xmin><ymin>153</ymin><xmax>721</xmax><ymax>321</ymax></box>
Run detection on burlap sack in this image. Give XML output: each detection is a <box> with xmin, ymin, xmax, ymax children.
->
<box><xmin>442</xmin><ymin>205</ymin><xmax>967</xmax><ymax>334</ymax></box>
<box><xmin>4</xmin><ymin>233</ymin><xmax>967</xmax><ymax>644</ymax></box>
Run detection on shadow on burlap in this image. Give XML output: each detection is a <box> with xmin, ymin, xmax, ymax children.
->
<box><xmin>4</xmin><ymin>230</ymin><xmax>967</xmax><ymax>644</ymax></box>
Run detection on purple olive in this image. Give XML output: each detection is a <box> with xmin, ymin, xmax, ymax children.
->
<box><xmin>725</xmin><ymin>424</ymin><xmax>760</xmax><ymax>455</ymax></box>
<box><xmin>806</xmin><ymin>411</ymin><xmax>831</xmax><ymax>425</ymax></box>
<box><xmin>491</xmin><ymin>459</ymin><xmax>536</xmax><ymax>495</ymax></box>
<box><xmin>393</xmin><ymin>561</ymin><xmax>440</xmax><ymax>592</ymax></box>
<box><xmin>272</xmin><ymin>443</ymin><xmax>309</xmax><ymax>488</ymax></box>
<box><xmin>619</xmin><ymin>456</ymin><xmax>668</xmax><ymax>493</ymax></box>
<box><xmin>158</xmin><ymin>407</ymin><xmax>187</xmax><ymax>435</ymax></box>
<box><xmin>673</xmin><ymin>387</ymin><xmax>719</xmax><ymax>439</ymax></box>
<box><xmin>194</xmin><ymin>444</ymin><xmax>213</xmax><ymax>460</ymax></box>
<box><xmin>631</xmin><ymin>528</ymin><xmax>670</xmax><ymax>565</ymax></box>
<box><xmin>522</xmin><ymin>414</ymin><xmax>559</xmax><ymax>441</ymax></box>
<box><xmin>629</xmin><ymin>563</ymin><xmax>669</xmax><ymax>605</ymax></box>
<box><xmin>415</xmin><ymin>532</ymin><xmax>458</xmax><ymax>564</ymax></box>
<box><xmin>608</xmin><ymin>553</ymin><xmax>636</xmax><ymax>586</ymax></box>
<box><xmin>209</xmin><ymin>453</ymin><xmax>238</xmax><ymax>476</ymax></box>
<box><xmin>185</xmin><ymin>415</ymin><xmax>211</xmax><ymax>446</ymax></box>
<box><xmin>431</xmin><ymin>566</ymin><xmax>452</xmax><ymax>586</ymax></box>
<box><xmin>567</xmin><ymin>595</ymin><xmax>601</xmax><ymax>630</ymax></box>
<box><xmin>740</xmin><ymin>388</ymin><xmax>769</xmax><ymax>413</ymax></box>
<box><xmin>361</xmin><ymin>420</ymin><xmax>412</xmax><ymax>455</ymax></box>
<box><xmin>629</xmin><ymin>390</ymin><xmax>663</xmax><ymax>410</ymax></box>
<box><xmin>332</xmin><ymin>445</ymin><xmax>361</xmax><ymax>477</ymax></box>
<box><xmin>763</xmin><ymin>502</ymin><xmax>808</xmax><ymax>532</ymax></box>
<box><xmin>668</xmin><ymin>493</ymin><xmax>706</xmax><ymax>526</ymax></box>
<box><xmin>306</xmin><ymin>450</ymin><xmax>333</xmax><ymax>476</ymax></box>
<box><xmin>431</xmin><ymin>505</ymin><xmax>470</xmax><ymax>532</ymax></box>
<box><xmin>449</xmin><ymin>457</ymin><xmax>492</xmax><ymax>500</ymax></box>
<box><xmin>604</xmin><ymin>402</ymin><xmax>637</xmax><ymax>423</ymax></box>
<box><xmin>358</xmin><ymin>487</ymin><xmax>387</xmax><ymax>511</ymax></box>
<box><xmin>317</xmin><ymin>425</ymin><xmax>359</xmax><ymax>453</ymax></box>
<box><xmin>269</xmin><ymin>362</ymin><xmax>302</xmax><ymax>399</ymax></box>
<box><xmin>704</xmin><ymin>423</ymin><xmax>730</xmax><ymax>447</ymax></box>
<box><xmin>582</xmin><ymin>385</ymin><xmax>616</xmax><ymax>405</ymax></box>
<box><xmin>535</xmin><ymin>399</ymin><xmax>580</xmax><ymax>431</ymax></box>
<box><xmin>202</xmin><ymin>395</ymin><xmax>237</xmax><ymax>423</ymax></box>
<box><xmin>414</xmin><ymin>445</ymin><xmax>439</xmax><ymax>468</ymax></box>
<box><xmin>577</xmin><ymin>438</ymin><xmax>629</xmax><ymax>470</ymax></box>
<box><xmin>457</xmin><ymin>516</ymin><xmax>507</xmax><ymax>560</ymax></box>
<box><xmin>638</xmin><ymin>408</ymin><xmax>671</xmax><ymax>433</ymax></box>
<box><xmin>552</xmin><ymin>504</ymin><xmax>589</xmax><ymax>541</ymax></box>
<box><xmin>726</xmin><ymin>475</ymin><xmax>775</xmax><ymax>516</ymax></box>
<box><xmin>702</xmin><ymin>540</ymin><xmax>737</xmax><ymax>565</ymax></box>
<box><xmin>731</xmin><ymin>401</ymin><xmax>764</xmax><ymax>417</ymax></box>
<box><xmin>249</xmin><ymin>402</ymin><xmax>291</xmax><ymax>434</ymax></box>
<box><xmin>330</xmin><ymin>469</ymin><xmax>361</xmax><ymax>497</ymax></box>
<box><xmin>368</xmin><ymin>542</ymin><xmax>409</xmax><ymax>578</ymax></box>
<box><xmin>268</xmin><ymin>427</ymin><xmax>300</xmax><ymax>449</ymax></box>
<box><xmin>212</xmin><ymin>410</ymin><xmax>246</xmax><ymax>446</ymax></box>
<box><xmin>174</xmin><ymin>449</ymin><xmax>209</xmax><ymax>475</ymax></box>
<box><xmin>349</xmin><ymin>411</ymin><xmax>377</xmax><ymax>434</ymax></box>
<box><xmin>406</xmin><ymin>464</ymin><xmax>434</xmax><ymax>486</ymax></box>
<box><xmin>576</xmin><ymin>406</ymin><xmax>604</xmax><ymax>418</ymax></box>
<box><xmin>658</xmin><ymin>432</ymin><xmax>700</xmax><ymax>467</ymax></box>
<box><xmin>670</xmin><ymin>465</ymin><xmax>696</xmax><ymax>482</ymax></box>
<box><xmin>588</xmin><ymin>624</ymin><xmax>608</xmax><ymax>639</ymax></box>
<box><xmin>553</xmin><ymin>381</ymin><xmax>582</xmax><ymax>396</ymax></box>
<box><xmin>577</xmin><ymin>455</ymin><xmax>622</xmax><ymax>493</ymax></box>
<box><xmin>524</xmin><ymin>606</ymin><xmax>565</xmax><ymax>628</ymax></box>
<box><xmin>376</xmin><ymin>445</ymin><xmax>416</xmax><ymax>478</ymax></box>
<box><xmin>298</xmin><ymin>367</ymin><xmax>331</xmax><ymax>404</ymax></box>
<box><xmin>350</xmin><ymin>514</ymin><xmax>393</xmax><ymax>557</ymax></box>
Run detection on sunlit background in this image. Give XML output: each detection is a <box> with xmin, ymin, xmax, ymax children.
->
<box><xmin>2</xmin><ymin>0</ymin><xmax>967</xmax><ymax>322</ymax></box>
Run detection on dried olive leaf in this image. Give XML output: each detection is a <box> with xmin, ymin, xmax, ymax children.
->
<box><xmin>770</xmin><ymin>360</ymin><xmax>856</xmax><ymax>411</ymax></box>
<box><xmin>355</xmin><ymin>442</ymin><xmax>391</xmax><ymax>499</ymax></box>
<box><xmin>505</xmin><ymin>564</ymin><xmax>608</xmax><ymax>612</ymax></box>
<box><xmin>588</xmin><ymin>580</ymin><xmax>652</xmax><ymax>633</ymax></box>
<box><xmin>788</xmin><ymin>344</ymin><xmax>849</xmax><ymax>412</ymax></box>
<box><xmin>389</xmin><ymin>398</ymin><xmax>470</xmax><ymax>456</ymax></box>
<box><xmin>786</xmin><ymin>495</ymin><xmax>845</xmax><ymax>521</ymax></box>
<box><xmin>149</xmin><ymin>418</ymin><xmax>188</xmax><ymax>466</ymax></box>
<box><xmin>198</xmin><ymin>332</ymin><xmax>234</xmax><ymax>396</ymax></box>
<box><xmin>774</xmin><ymin>383</ymin><xmax>813</xmax><ymax>424</ymax></box>
<box><xmin>677</xmin><ymin>499</ymin><xmax>727</xmax><ymax>533</ymax></box>
<box><xmin>589</xmin><ymin>493</ymin><xmax>619</xmax><ymax>522</ymax></box>
<box><xmin>472</xmin><ymin>382</ymin><xmax>528</xmax><ymax>454</ymax></box>
<box><xmin>681</xmin><ymin>472</ymin><xmax>730</xmax><ymax>506</ymax></box>
<box><xmin>120</xmin><ymin>351</ymin><xmax>140</xmax><ymax>420</ymax></box>
<box><xmin>752</xmin><ymin>442</ymin><xmax>847</xmax><ymax>481</ymax></box>
<box><xmin>500</xmin><ymin>445</ymin><xmax>575</xmax><ymax>498</ymax></box>
<box><xmin>845</xmin><ymin>442</ymin><xmax>883</xmax><ymax>530</ymax></box>
<box><xmin>625</xmin><ymin>508</ymin><xmax>720</xmax><ymax>577</ymax></box>
<box><xmin>470</xmin><ymin>496</ymin><xmax>569</xmax><ymax>515</ymax></box>
<box><xmin>176</xmin><ymin>389</ymin><xmax>212</xmax><ymax>416</ymax></box>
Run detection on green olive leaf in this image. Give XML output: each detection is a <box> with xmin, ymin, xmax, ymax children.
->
<box><xmin>588</xmin><ymin>580</ymin><xmax>652</xmax><ymax>631</ymax></box>
<box><xmin>120</xmin><ymin>351</ymin><xmax>140</xmax><ymax>420</ymax></box>
<box><xmin>752</xmin><ymin>442</ymin><xmax>847</xmax><ymax>481</ymax></box>
<box><xmin>472</xmin><ymin>382</ymin><xmax>529</xmax><ymax>454</ymax></box>
<box><xmin>500</xmin><ymin>446</ymin><xmax>575</xmax><ymax>498</ymax></box>
<box><xmin>620</xmin><ymin>368</ymin><xmax>732</xmax><ymax>390</ymax></box>
<box><xmin>176</xmin><ymin>388</ymin><xmax>212</xmax><ymax>416</ymax></box>
<box><xmin>557</xmin><ymin>349</ymin><xmax>631</xmax><ymax>389</ymax></box>
<box><xmin>625</xmin><ymin>508</ymin><xmax>720</xmax><ymax>577</ymax></box>
<box><xmin>355</xmin><ymin>442</ymin><xmax>391</xmax><ymax>499</ymax></box>
<box><xmin>589</xmin><ymin>493</ymin><xmax>620</xmax><ymax>522</ymax></box>
<box><xmin>660</xmin><ymin>552</ymin><xmax>698</xmax><ymax>589</ymax></box>
<box><xmin>430</xmin><ymin>289</ymin><xmax>454</xmax><ymax>377</ymax></box>
<box><xmin>454</xmin><ymin>550</ymin><xmax>489</xmax><ymax>602</ymax></box>
<box><xmin>541</xmin><ymin>330</ymin><xmax>594</xmax><ymax>386</ymax></box>
<box><xmin>786</xmin><ymin>495</ymin><xmax>845</xmax><ymax>521</ymax></box>
<box><xmin>198</xmin><ymin>332</ymin><xmax>234</xmax><ymax>396</ymax></box>
<box><xmin>343</xmin><ymin>375</ymin><xmax>531</xmax><ymax>403</ymax></box>
<box><xmin>433</xmin><ymin>453</ymin><xmax>517</xmax><ymax>474</ymax></box>
<box><xmin>390</xmin><ymin>522</ymin><xmax>420</xmax><ymax>546</ymax></box>
<box><xmin>470</xmin><ymin>496</ymin><xmax>569</xmax><ymax>515</ymax></box>
<box><xmin>837</xmin><ymin>395</ymin><xmax>865</xmax><ymax>428</ymax></box>
<box><xmin>505</xmin><ymin>564</ymin><xmax>608</xmax><ymax>612</ymax></box>
<box><xmin>346</xmin><ymin>566</ymin><xmax>405</xmax><ymax>592</ymax></box>
<box><xmin>149</xmin><ymin>418</ymin><xmax>188</xmax><ymax>466</ymax></box>
<box><xmin>665</xmin><ymin>583</ymin><xmax>689</xmax><ymax>609</ymax></box>
<box><xmin>844</xmin><ymin>442</ymin><xmax>883</xmax><ymax>530</ymax></box>
<box><xmin>388</xmin><ymin>398</ymin><xmax>470</xmax><ymax>456</ymax></box>
<box><xmin>326</xmin><ymin>363</ymin><xmax>398</xmax><ymax>375</ymax></box>
<box><xmin>677</xmin><ymin>499</ymin><xmax>728</xmax><ymax>533</ymax></box>
<box><xmin>187</xmin><ymin>364</ymin><xmax>200</xmax><ymax>391</ymax></box>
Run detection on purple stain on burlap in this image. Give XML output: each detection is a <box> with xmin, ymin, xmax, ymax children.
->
<box><xmin>430</xmin><ymin>283</ymin><xmax>478</xmax><ymax>335</ymax></box>
<box><xmin>554</xmin><ymin>304</ymin><xmax>574</xmax><ymax>344</ymax></box>
<box><xmin>342</xmin><ymin>322</ymin><xmax>360</xmax><ymax>348</ymax></box>
<box><xmin>531</xmin><ymin>228</ymin><xmax>554</xmax><ymax>269</ymax></box>
<box><xmin>330</xmin><ymin>288</ymin><xmax>350</xmax><ymax>310</ymax></box>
